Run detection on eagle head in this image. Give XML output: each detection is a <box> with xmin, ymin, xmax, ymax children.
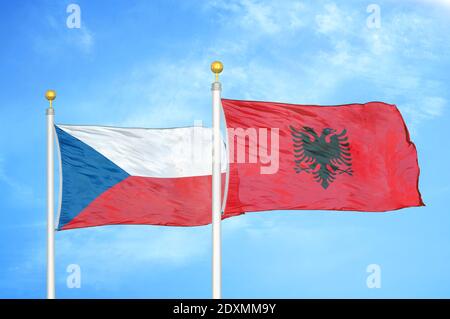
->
<box><xmin>322</xmin><ymin>128</ymin><xmax>336</xmax><ymax>135</ymax></box>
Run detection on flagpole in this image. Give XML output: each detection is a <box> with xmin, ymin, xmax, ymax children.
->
<box><xmin>211</xmin><ymin>61</ymin><xmax>223</xmax><ymax>299</ymax></box>
<box><xmin>45</xmin><ymin>90</ymin><xmax>56</xmax><ymax>299</ymax></box>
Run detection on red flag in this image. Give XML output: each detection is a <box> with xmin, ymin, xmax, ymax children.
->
<box><xmin>222</xmin><ymin>99</ymin><xmax>424</xmax><ymax>217</ymax></box>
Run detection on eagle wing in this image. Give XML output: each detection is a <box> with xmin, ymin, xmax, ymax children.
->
<box><xmin>328</xmin><ymin>129</ymin><xmax>351</xmax><ymax>166</ymax></box>
<box><xmin>289</xmin><ymin>125</ymin><xmax>318</xmax><ymax>165</ymax></box>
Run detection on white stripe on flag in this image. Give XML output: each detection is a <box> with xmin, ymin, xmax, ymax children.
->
<box><xmin>57</xmin><ymin>125</ymin><xmax>227</xmax><ymax>178</ymax></box>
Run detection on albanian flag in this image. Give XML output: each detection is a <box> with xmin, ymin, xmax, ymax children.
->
<box><xmin>222</xmin><ymin>99</ymin><xmax>424</xmax><ymax>217</ymax></box>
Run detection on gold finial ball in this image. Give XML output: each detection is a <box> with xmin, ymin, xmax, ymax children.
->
<box><xmin>211</xmin><ymin>61</ymin><xmax>223</xmax><ymax>74</ymax></box>
<box><xmin>45</xmin><ymin>90</ymin><xmax>56</xmax><ymax>101</ymax></box>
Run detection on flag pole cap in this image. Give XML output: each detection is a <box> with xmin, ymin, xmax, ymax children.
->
<box><xmin>45</xmin><ymin>90</ymin><xmax>56</xmax><ymax>108</ymax></box>
<box><xmin>211</xmin><ymin>61</ymin><xmax>223</xmax><ymax>82</ymax></box>
<box><xmin>45</xmin><ymin>90</ymin><xmax>56</xmax><ymax>101</ymax></box>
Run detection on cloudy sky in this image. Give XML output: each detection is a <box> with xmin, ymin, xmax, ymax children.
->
<box><xmin>1</xmin><ymin>0</ymin><xmax>450</xmax><ymax>298</ymax></box>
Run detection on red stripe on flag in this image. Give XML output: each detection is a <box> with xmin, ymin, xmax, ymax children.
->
<box><xmin>61</xmin><ymin>175</ymin><xmax>226</xmax><ymax>230</ymax></box>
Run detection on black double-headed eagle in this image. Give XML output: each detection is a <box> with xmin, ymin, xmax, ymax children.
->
<box><xmin>289</xmin><ymin>126</ymin><xmax>353</xmax><ymax>189</ymax></box>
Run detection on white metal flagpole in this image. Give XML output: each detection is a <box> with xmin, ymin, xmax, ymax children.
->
<box><xmin>45</xmin><ymin>90</ymin><xmax>56</xmax><ymax>299</ymax></box>
<box><xmin>211</xmin><ymin>61</ymin><xmax>223</xmax><ymax>299</ymax></box>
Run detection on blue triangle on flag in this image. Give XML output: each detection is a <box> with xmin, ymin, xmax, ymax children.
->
<box><xmin>55</xmin><ymin>126</ymin><xmax>130</xmax><ymax>230</ymax></box>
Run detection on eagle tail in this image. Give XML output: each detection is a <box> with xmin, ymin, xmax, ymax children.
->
<box><xmin>313</xmin><ymin>164</ymin><xmax>336</xmax><ymax>189</ymax></box>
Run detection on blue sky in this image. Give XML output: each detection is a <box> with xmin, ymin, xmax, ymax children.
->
<box><xmin>1</xmin><ymin>0</ymin><xmax>450</xmax><ymax>298</ymax></box>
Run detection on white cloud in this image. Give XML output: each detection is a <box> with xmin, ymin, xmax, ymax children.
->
<box><xmin>403</xmin><ymin>96</ymin><xmax>447</xmax><ymax>125</ymax></box>
<box><xmin>89</xmin><ymin>1</ymin><xmax>447</xmax><ymax>131</ymax></box>
<box><xmin>207</xmin><ymin>2</ymin><xmax>446</xmax><ymax>119</ymax></box>
<box><xmin>315</xmin><ymin>3</ymin><xmax>352</xmax><ymax>35</ymax></box>
<box><xmin>418</xmin><ymin>0</ymin><xmax>450</xmax><ymax>8</ymax></box>
<box><xmin>75</xmin><ymin>27</ymin><xmax>94</xmax><ymax>53</ymax></box>
<box><xmin>424</xmin><ymin>97</ymin><xmax>447</xmax><ymax>117</ymax></box>
<box><xmin>33</xmin><ymin>14</ymin><xmax>94</xmax><ymax>56</ymax></box>
<box><xmin>119</xmin><ymin>58</ymin><xmax>212</xmax><ymax>127</ymax></box>
<box><xmin>206</xmin><ymin>0</ymin><xmax>306</xmax><ymax>36</ymax></box>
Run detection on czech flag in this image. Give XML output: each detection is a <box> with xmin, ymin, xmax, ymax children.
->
<box><xmin>55</xmin><ymin>125</ymin><xmax>226</xmax><ymax>230</ymax></box>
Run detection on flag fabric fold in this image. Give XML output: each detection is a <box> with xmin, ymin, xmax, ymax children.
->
<box><xmin>221</xmin><ymin>99</ymin><xmax>424</xmax><ymax>218</ymax></box>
